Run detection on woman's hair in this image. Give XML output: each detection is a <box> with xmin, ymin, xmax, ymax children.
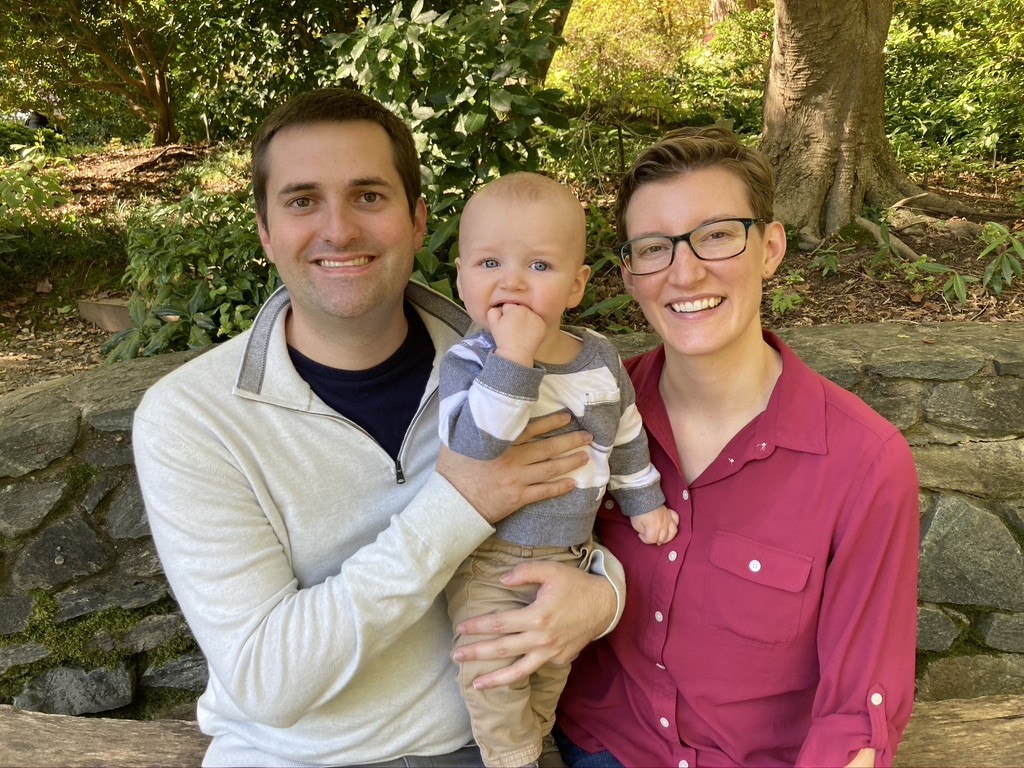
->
<box><xmin>251</xmin><ymin>88</ymin><xmax>421</xmax><ymax>226</ymax></box>
<box><xmin>615</xmin><ymin>126</ymin><xmax>775</xmax><ymax>238</ymax></box>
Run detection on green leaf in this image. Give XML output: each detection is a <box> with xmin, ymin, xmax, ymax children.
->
<box><xmin>576</xmin><ymin>294</ymin><xmax>634</xmax><ymax>320</ymax></box>
<box><xmin>427</xmin><ymin>213</ymin><xmax>460</xmax><ymax>253</ymax></box>
<box><xmin>490</xmin><ymin>88</ymin><xmax>513</xmax><ymax>113</ymax></box>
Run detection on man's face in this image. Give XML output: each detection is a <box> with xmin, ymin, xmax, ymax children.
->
<box><xmin>257</xmin><ymin>120</ymin><xmax>426</xmax><ymax>340</ymax></box>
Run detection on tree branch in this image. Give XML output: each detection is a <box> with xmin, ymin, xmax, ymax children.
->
<box><xmin>855</xmin><ymin>215</ymin><xmax>921</xmax><ymax>262</ymax></box>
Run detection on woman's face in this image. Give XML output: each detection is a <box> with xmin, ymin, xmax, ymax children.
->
<box><xmin>621</xmin><ymin>167</ymin><xmax>786</xmax><ymax>362</ymax></box>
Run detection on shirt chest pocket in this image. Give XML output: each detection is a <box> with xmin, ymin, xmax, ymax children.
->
<box><xmin>704</xmin><ymin>531</ymin><xmax>813</xmax><ymax>647</ymax></box>
<box><xmin>580</xmin><ymin>390</ymin><xmax>621</xmax><ymax>446</ymax></box>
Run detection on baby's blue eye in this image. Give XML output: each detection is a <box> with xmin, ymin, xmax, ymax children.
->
<box><xmin>483</xmin><ymin>259</ymin><xmax>500</xmax><ymax>268</ymax></box>
<box><xmin>531</xmin><ymin>262</ymin><xmax>550</xmax><ymax>272</ymax></box>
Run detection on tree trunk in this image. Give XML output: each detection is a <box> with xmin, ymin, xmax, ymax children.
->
<box><xmin>535</xmin><ymin>0</ymin><xmax>573</xmax><ymax>83</ymax></box>
<box><xmin>710</xmin><ymin>0</ymin><xmax>759</xmax><ymax>25</ymax></box>
<box><xmin>150</xmin><ymin>70</ymin><xmax>179</xmax><ymax>145</ymax></box>
<box><xmin>760</xmin><ymin>0</ymin><xmax>926</xmax><ymax>241</ymax></box>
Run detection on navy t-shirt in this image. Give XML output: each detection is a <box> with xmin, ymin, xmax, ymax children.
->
<box><xmin>288</xmin><ymin>303</ymin><xmax>435</xmax><ymax>461</ymax></box>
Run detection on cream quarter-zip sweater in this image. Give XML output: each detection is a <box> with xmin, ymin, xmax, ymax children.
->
<box><xmin>133</xmin><ymin>283</ymin><xmax>622</xmax><ymax>767</ymax></box>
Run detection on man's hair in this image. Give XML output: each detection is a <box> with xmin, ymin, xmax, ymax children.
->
<box><xmin>615</xmin><ymin>126</ymin><xmax>775</xmax><ymax>239</ymax></box>
<box><xmin>251</xmin><ymin>88</ymin><xmax>421</xmax><ymax>226</ymax></box>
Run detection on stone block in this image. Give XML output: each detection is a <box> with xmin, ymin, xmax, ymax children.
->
<box><xmin>92</xmin><ymin>613</ymin><xmax>187</xmax><ymax>654</ymax></box>
<box><xmin>0</xmin><ymin>391</ymin><xmax>80</xmax><ymax>479</ymax></box>
<box><xmin>981</xmin><ymin>613</ymin><xmax>1024</xmax><ymax>653</ymax></box>
<box><xmin>919</xmin><ymin>495</ymin><xmax>1024</xmax><ymax>610</ymax></box>
<box><xmin>776</xmin><ymin>330</ymin><xmax>865</xmax><ymax>389</ymax></box>
<box><xmin>55</xmin><ymin>576</ymin><xmax>167</xmax><ymax>623</ymax></box>
<box><xmin>67</xmin><ymin>349</ymin><xmax>206</xmax><ymax>433</ymax></box>
<box><xmin>116</xmin><ymin>537</ymin><xmax>165</xmax><ymax>578</ymax></box>
<box><xmin>914</xmin><ymin>440</ymin><xmax>1024</xmax><ymax>499</ymax></box>
<box><xmin>607</xmin><ymin>332</ymin><xmax>659</xmax><ymax>361</ymax></box>
<box><xmin>12</xmin><ymin>517</ymin><xmax>109</xmax><ymax>591</ymax></box>
<box><xmin>0</xmin><ymin>643</ymin><xmax>49</xmax><ymax>675</ymax></box>
<box><xmin>996</xmin><ymin>499</ymin><xmax>1024</xmax><ymax>537</ymax></box>
<box><xmin>78</xmin><ymin>428</ymin><xmax>133</xmax><ymax>468</ymax></box>
<box><xmin>106</xmin><ymin>473</ymin><xmax>148</xmax><ymax>539</ymax></box>
<box><xmin>14</xmin><ymin>664</ymin><xmax>134</xmax><ymax>715</ymax></box>
<box><xmin>918</xmin><ymin>604</ymin><xmax>961</xmax><ymax>652</ymax></box>
<box><xmin>854</xmin><ymin>378</ymin><xmax>925</xmax><ymax>430</ymax></box>
<box><xmin>917</xmin><ymin>653</ymin><xmax>1024</xmax><ymax>700</ymax></box>
<box><xmin>0</xmin><ymin>704</ymin><xmax>210</xmax><ymax>765</ymax></box>
<box><xmin>142</xmin><ymin>653</ymin><xmax>208</xmax><ymax>692</ymax></box>
<box><xmin>0</xmin><ymin>596</ymin><xmax>34</xmax><ymax>636</ymax></box>
<box><xmin>76</xmin><ymin>298</ymin><xmax>131</xmax><ymax>333</ymax></box>
<box><xmin>0</xmin><ymin>477</ymin><xmax>67</xmax><ymax>537</ymax></box>
<box><xmin>925</xmin><ymin>379</ymin><xmax>1024</xmax><ymax>436</ymax></box>
<box><xmin>867</xmin><ymin>344</ymin><xmax>985</xmax><ymax>381</ymax></box>
<box><xmin>80</xmin><ymin>470</ymin><xmax>122</xmax><ymax>514</ymax></box>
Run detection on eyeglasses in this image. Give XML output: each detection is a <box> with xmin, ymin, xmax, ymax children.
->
<box><xmin>618</xmin><ymin>218</ymin><xmax>766</xmax><ymax>275</ymax></box>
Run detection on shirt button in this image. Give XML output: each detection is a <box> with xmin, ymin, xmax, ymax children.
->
<box><xmin>871</xmin><ymin>692</ymin><xmax>884</xmax><ymax>706</ymax></box>
<box><xmin>679</xmin><ymin>761</ymin><xmax>690</xmax><ymax>768</ymax></box>
<box><xmin>604</xmin><ymin>500</ymin><xmax>614</xmax><ymax>510</ymax></box>
<box><xmin>659</xmin><ymin>717</ymin><xmax>670</xmax><ymax>728</ymax></box>
<box><xmin>668</xmin><ymin>550</ymin><xmax>678</xmax><ymax>562</ymax></box>
<box><xmin>655</xmin><ymin>611</ymin><xmax>664</xmax><ymax>622</ymax></box>
<box><xmin>748</xmin><ymin>559</ymin><xmax>762</xmax><ymax>573</ymax></box>
<box><xmin>682</xmin><ymin>489</ymin><xmax>689</xmax><ymax>501</ymax></box>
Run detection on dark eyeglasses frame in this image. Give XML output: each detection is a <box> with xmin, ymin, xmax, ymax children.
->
<box><xmin>618</xmin><ymin>218</ymin><xmax>767</xmax><ymax>275</ymax></box>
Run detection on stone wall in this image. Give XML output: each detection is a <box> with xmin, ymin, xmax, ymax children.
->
<box><xmin>1</xmin><ymin>322</ymin><xmax>1022</xmax><ymax>719</ymax></box>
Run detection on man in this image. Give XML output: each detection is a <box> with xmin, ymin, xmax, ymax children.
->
<box><xmin>133</xmin><ymin>88</ymin><xmax>620</xmax><ymax>767</ymax></box>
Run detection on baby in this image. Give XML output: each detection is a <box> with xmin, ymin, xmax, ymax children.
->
<box><xmin>439</xmin><ymin>172</ymin><xmax>677</xmax><ymax>767</ymax></box>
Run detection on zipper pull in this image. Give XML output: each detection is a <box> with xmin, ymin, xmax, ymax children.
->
<box><xmin>395</xmin><ymin>461</ymin><xmax>406</xmax><ymax>485</ymax></box>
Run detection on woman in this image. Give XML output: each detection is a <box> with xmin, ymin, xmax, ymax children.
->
<box><xmin>556</xmin><ymin>128</ymin><xmax>919</xmax><ymax>768</ymax></box>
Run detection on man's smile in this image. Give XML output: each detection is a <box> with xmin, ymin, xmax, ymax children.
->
<box><xmin>315</xmin><ymin>255</ymin><xmax>373</xmax><ymax>268</ymax></box>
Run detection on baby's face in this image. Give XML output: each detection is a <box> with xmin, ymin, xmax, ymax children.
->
<box><xmin>456</xmin><ymin>195</ymin><xmax>589</xmax><ymax>332</ymax></box>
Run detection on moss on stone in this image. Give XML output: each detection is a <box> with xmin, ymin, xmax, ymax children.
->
<box><xmin>0</xmin><ymin>593</ymin><xmax>158</xmax><ymax>703</ymax></box>
<box><xmin>147</xmin><ymin>632</ymin><xmax>199</xmax><ymax>670</ymax></box>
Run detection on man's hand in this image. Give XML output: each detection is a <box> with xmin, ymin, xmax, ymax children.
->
<box><xmin>489</xmin><ymin>303</ymin><xmax>548</xmax><ymax>368</ymax></box>
<box><xmin>437</xmin><ymin>411</ymin><xmax>592</xmax><ymax>525</ymax></box>
<box><xmin>452</xmin><ymin>560</ymin><xmax>616</xmax><ymax>689</ymax></box>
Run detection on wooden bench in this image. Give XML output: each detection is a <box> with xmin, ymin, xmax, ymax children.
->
<box><xmin>2</xmin><ymin>695</ymin><xmax>1022</xmax><ymax>767</ymax></box>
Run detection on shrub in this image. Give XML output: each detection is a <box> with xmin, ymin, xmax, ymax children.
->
<box><xmin>104</xmin><ymin>189</ymin><xmax>277</xmax><ymax>361</ymax></box>
<box><xmin>0</xmin><ymin>122</ymin><xmax>35</xmax><ymax>160</ymax></box>
<box><xmin>322</xmin><ymin>0</ymin><xmax>572</xmax><ymax>301</ymax></box>
<box><xmin>0</xmin><ymin>141</ymin><xmax>73</xmax><ymax>279</ymax></box>
<box><xmin>0</xmin><ymin>142</ymin><xmax>70</xmax><ymax>228</ymax></box>
<box><xmin>669</xmin><ymin>7</ymin><xmax>773</xmax><ymax>132</ymax></box>
<box><xmin>547</xmin><ymin>0</ymin><xmax>705</xmax><ymax>124</ymax></box>
<box><xmin>0</xmin><ymin>123</ymin><xmax>67</xmax><ymax>161</ymax></box>
<box><xmin>886</xmin><ymin>0</ymin><xmax>1024</xmax><ymax>162</ymax></box>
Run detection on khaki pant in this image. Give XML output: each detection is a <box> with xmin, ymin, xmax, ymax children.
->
<box><xmin>445</xmin><ymin>536</ymin><xmax>594</xmax><ymax>768</ymax></box>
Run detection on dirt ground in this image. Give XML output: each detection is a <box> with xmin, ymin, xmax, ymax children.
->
<box><xmin>1</xmin><ymin>146</ymin><xmax>1022</xmax><ymax>396</ymax></box>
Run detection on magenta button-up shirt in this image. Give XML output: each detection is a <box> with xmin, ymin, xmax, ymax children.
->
<box><xmin>559</xmin><ymin>333</ymin><xmax>919</xmax><ymax>767</ymax></box>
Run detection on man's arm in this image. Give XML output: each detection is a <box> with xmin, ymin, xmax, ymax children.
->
<box><xmin>450</xmin><ymin>556</ymin><xmax>620</xmax><ymax>689</ymax></box>
<box><xmin>437</xmin><ymin>410</ymin><xmax>624</xmax><ymax>688</ymax></box>
<box><xmin>135</xmin><ymin>393</ymin><xmax>591</xmax><ymax>728</ymax></box>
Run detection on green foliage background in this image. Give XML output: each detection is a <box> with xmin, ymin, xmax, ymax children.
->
<box><xmin>1</xmin><ymin>0</ymin><xmax>1022</xmax><ymax>358</ymax></box>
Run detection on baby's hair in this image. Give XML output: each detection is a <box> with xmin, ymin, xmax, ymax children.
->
<box><xmin>475</xmin><ymin>171</ymin><xmax>577</xmax><ymax>205</ymax></box>
<box><xmin>464</xmin><ymin>172</ymin><xmax>587</xmax><ymax>262</ymax></box>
